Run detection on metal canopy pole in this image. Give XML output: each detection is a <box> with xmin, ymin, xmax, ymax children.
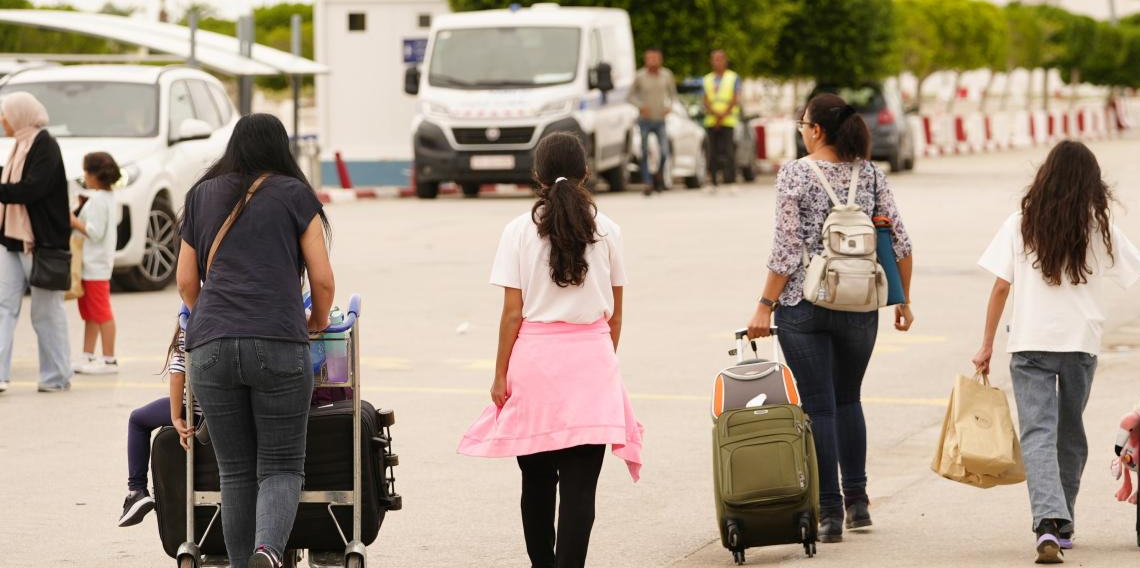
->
<box><xmin>291</xmin><ymin>13</ymin><xmax>302</xmax><ymax>156</ymax></box>
<box><xmin>237</xmin><ymin>14</ymin><xmax>254</xmax><ymax>116</ymax></box>
<box><xmin>187</xmin><ymin>10</ymin><xmax>198</xmax><ymax>68</ymax></box>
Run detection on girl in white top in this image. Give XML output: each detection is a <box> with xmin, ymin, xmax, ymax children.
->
<box><xmin>71</xmin><ymin>152</ymin><xmax>120</xmax><ymax>374</ymax></box>
<box><xmin>973</xmin><ymin>141</ymin><xmax>1140</xmax><ymax>563</ymax></box>
<box><xmin>459</xmin><ymin>132</ymin><xmax>643</xmax><ymax>568</ymax></box>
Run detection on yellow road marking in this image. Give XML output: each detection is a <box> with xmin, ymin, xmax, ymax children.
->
<box><xmin>3</xmin><ymin>381</ymin><xmax>946</xmax><ymax>407</ymax></box>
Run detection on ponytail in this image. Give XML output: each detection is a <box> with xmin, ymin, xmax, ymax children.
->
<box><xmin>531</xmin><ymin>133</ymin><xmax>598</xmax><ymax>288</ymax></box>
<box><xmin>805</xmin><ymin>94</ymin><xmax>871</xmax><ymax>161</ymax></box>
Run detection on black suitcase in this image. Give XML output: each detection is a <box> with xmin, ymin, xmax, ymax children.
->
<box><xmin>151</xmin><ymin>400</ymin><xmax>400</xmax><ymax>557</ymax></box>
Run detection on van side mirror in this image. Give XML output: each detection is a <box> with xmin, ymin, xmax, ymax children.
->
<box><xmin>404</xmin><ymin>67</ymin><xmax>421</xmax><ymax>96</ymax></box>
<box><xmin>590</xmin><ymin>62</ymin><xmax>614</xmax><ymax>92</ymax></box>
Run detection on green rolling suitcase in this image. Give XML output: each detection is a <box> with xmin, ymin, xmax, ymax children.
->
<box><xmin>713</xmin><ymin>404</ymin><xmax>819</xmax><ymax>564</ymax></box>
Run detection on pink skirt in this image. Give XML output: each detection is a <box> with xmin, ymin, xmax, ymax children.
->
<box><xmin>457</xmin><ymin>319</ymin><xmax>644</xmax><ymax>482</ymax></box>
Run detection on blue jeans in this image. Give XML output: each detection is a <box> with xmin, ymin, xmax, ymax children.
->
<box><xmin>0</xmin><ymin>251</ymin><xmax>71</xmax><ymax>388</ymax></box>
<box><xmin>190</xmin><ymin>338</ymin><xmax>313</xmax><ymax>567</ymax></box>
<box><xmin>1009</xmin><ymin>351</ymin><xmax>1096</xmax><ymax>534</ymax></box>
<box><xmin>774</xmin><ymin>301</ymin><xmax>878</xmax><ymax>513</ymax></box>
<box><xmin>638</xmin><ymin>119</ymin><xmax>669</xmax><ymax>186</ymax></box>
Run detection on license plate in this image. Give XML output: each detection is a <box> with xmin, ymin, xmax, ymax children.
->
<box><xmin>470</xmin><ymin>155</ymin><xmax>515</xmax><ymax>170</ymax></box>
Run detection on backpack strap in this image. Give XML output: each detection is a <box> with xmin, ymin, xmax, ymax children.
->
<box><xmin>846</xmin><ymin>161</ymin><xmax>861</xmax><ymax>207</ymax></box>
<box><xmin>206</xmin><ymin>173</ymin><xmax>271</xmax><ymax>276</ymax></box>
<box><xmin>805</xmin><ymin>160</ymin><xmax>842</xmax><ymax>207</ymax></box>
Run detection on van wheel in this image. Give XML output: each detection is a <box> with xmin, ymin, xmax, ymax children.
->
<box><xmin>601</xmin><ymin>165</ymin><xmax>626</xmax><ymax>192</ymax></box>
<box><xmin>113</xmin><ymin>196</ymin><xmax>178</xmax><ymax>292</ymax></box>
<box><xmin>415</xmin><ymin>181</ymin><xmax>440</xmax><ymax>199</ymax></box>
<box><xmin>460</xmin><ymin>183</ymin><xmax>481</xmax><ymax>198</ymax></box>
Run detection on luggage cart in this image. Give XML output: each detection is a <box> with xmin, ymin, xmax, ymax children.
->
<box><xmin>176</xmin><ymin>294</ymin><xmax>372</xmax><ymax>568</ymax></box>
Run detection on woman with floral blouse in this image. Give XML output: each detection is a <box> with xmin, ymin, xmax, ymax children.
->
<box><xmin>745</xmin><ymin>93</ymin><xmax>915</xmax><ymax>544</ymax></box>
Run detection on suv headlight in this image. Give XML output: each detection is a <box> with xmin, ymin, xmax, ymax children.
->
<box><xmin>539</xmin><ymin>98</ymin><xmax>575</xmax><ymax>117</ymax></box>
<box><xmin>116</xmin><ymin>163</ymin><xmax>142</xmax><ymax>188</ymax></box>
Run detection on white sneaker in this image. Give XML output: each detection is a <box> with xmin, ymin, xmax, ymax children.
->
<box><xmin>73</xmin><ymin>355</ymin><xmax>97</xmax><ymax>373</ymax></box>
<box><xmin>78</xmin><ymin>361</ymin><xmax>118</xmax><ymax>375</ymax></box>
<box><xmin>0</xmin><ymin>381</ymin><xmax>8</xmax><ymax>393</ymax></box>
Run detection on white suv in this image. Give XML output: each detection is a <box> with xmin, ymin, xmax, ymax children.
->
<box><xmin>0</xmin><ymin>65</ymin><xmax>237</xmax><ymax>290</ymax></box>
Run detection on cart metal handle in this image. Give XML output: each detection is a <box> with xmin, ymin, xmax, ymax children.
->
<box><xmin>322</xmin><ymin>294</ymin><xmax>361</xmax><ymax>334</ymax></box>
<box><xmin>177</xmin><ymin>293</ymin><xmax>362</xmax><ymax>334</ymax></box>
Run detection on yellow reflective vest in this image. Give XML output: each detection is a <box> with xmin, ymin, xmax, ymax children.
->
<box><xmin>703</xmin><ymin>70</ymin><xmax>740</xmax><ymax>128</ymax></box>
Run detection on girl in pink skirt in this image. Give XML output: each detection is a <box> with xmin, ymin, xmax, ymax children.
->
<box><xmin>459</xmin><ymin>132</ymin><xmax>644</xmax><ymax>568</ymax></box>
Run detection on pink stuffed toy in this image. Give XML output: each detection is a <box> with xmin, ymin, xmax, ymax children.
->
<box><xmin>1112</xmin><ymin>407</ymin><xmax>1140</xmax><ymax>504</ymax></box>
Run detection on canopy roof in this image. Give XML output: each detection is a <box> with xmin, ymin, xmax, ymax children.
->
<box><xmin>0</xmin><ymin>9</ymin><xmax>327</xmax><ymax>76</ymax></box>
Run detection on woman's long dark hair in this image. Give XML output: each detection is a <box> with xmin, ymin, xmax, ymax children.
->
<box><xmin>803</xmin><ymin>93</ymin><xmax>871</xmax><ymax>161</ymax></box>
<box><xmin>531</xmin><ymin>132</ymin><xmax>597</xmax><ymax>287</ymax></box>
<box><xmin>1021</xmin><ymin>140</ymin><xmax>1114</xmax><ymax>286</ymax></box>
<box><xmin>192</xmin><ymin>113</ymin><xmax>330</xmax><ymax>240</ymax></box>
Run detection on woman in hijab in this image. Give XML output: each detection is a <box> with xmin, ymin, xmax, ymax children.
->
<box><xmin>0</xmin><ymin>91</ymin><xmax>73</xmax><ymax>393</ymax></box>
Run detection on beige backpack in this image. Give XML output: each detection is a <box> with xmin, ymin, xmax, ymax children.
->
<box><xmin>800</xmin><ymin>160</ymin><xmax>887</xmax><ymax>313</ymax></box>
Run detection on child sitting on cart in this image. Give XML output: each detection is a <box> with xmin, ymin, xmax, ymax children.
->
<box><xmin>118</xmin><ymin>324</ymin><xmax>201</xmax><ymax>527</ymax></box>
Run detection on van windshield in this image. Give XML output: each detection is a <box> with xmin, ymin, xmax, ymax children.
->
<box><xmin>428</xmin><ymin>27</ymin><xmax>580</xmax><ymax>89</ymax></box>
<box><xmin>0</xmin><ymin>81</ymin><xmax>158</xmax><ymax>138</ymax></box>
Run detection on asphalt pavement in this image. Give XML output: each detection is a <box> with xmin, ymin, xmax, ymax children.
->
<box><xmin>2</xmin><ymin>139</ymin><xmax>1140</xmax><ymax>567</ymax></box>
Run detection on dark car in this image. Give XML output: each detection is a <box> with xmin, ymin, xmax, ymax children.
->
<box><xmin>796</xmin><ymin>82</ymin><xmax>916</xmax><ymax>172</ymax></box>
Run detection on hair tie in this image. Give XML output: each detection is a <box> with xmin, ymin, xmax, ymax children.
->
<box><xmin>554</xmin><ymin>177</ymin><xmax>568</xmax><ymax>184</ymax></box>
<box><xmin>839</xmin><ymin>105</ymin><xmax>857</xmax><ymax>121</ymax></box>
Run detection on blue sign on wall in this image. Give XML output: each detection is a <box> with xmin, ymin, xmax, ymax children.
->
<box><xmin>403</xmin><ymin>38</ymin><xmax>428</xmax><ymax>64</ymax></box>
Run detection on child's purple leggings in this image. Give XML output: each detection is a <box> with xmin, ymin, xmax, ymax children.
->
<box><xmin>128</xmin><ymin>397</ymin><xmax>175</xmax><ymax>491</ymax></box>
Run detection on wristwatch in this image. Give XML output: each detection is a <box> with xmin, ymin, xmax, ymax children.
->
<box><xmin>758</xmin><ymin>297</ymin><xmax>778</xmax><ymax>309</ymax></box>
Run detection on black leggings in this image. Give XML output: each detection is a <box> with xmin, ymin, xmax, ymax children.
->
<box><xmin>516</xmin><ymin>444</ymin><xmax>606</xmax><ymax>568</ymax></box>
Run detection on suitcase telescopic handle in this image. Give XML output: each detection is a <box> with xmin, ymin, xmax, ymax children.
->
<box><xmin>732</xmin><ymin>327</ymin><xmax>781</xmax><ymax>364</ymax></box>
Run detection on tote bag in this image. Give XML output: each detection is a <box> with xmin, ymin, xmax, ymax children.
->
<box><xmin>931</xmin><ymin>373</ymin><xmax>1026</xmax><ymax>488</ymax></box>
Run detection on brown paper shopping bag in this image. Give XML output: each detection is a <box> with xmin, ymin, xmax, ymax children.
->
<box><xmin>931</xmin><ymin>373</ymin><xmax>1026</xmax><ymax>488</ymax></box>
<box><xmin>64</xmin><ymin>234</ymin><xmax>84</xmax><ymax>301</ymax></box>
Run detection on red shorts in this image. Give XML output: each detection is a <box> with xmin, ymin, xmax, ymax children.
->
<box><xmin>78</xmin><ymin>280</ymin><xmax>114</xmax><ymax>323</ymax></box>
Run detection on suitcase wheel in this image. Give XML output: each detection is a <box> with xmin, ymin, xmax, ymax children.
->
<box><xmin>726</xmin><ymin>520</ymin><xmax>740</xmax><ymax>549</ymax></box>
<box><xmin>387</xmin><ymin>493</ymin><xmax>403</xmax><ymax>511</ymax></box>
<box><xmin>177</xmin><ymin>555</ymin><xmax>197</xmax><ymax>568</ymax></box>
<box><xmin>732</xmin><ymin>549</ymin><xmax>746</xmax><ymax>565</ymax></box>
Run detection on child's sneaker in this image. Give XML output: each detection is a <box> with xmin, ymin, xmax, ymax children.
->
<box><xmin>248</xmin><ymin>546</ymin><xmax>282</xmax><ymax>568</ymax></box>
<box><xmin>78</xmin><ymin>360</ymin><xmax>118</xmax><ymax>375</ymax></box>
<box><xmin>1035</xmin><ymin>520</ymin><xmax>1064</xmax><ymax>564</ymax></box>
<box><xmin>118</xmin><ymin>489</ymin><xmax>155</xmax><ymax>527</ymax></box>
<box><xmin>73</xmin><ymin>353</ymin><xmax>97</xmax><ymax>372</ymax></box>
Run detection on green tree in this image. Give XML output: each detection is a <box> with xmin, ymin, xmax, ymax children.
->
<box><xmin>0</xmin><ymin>1</ymin><xmax>128</xmax><ymax>56</ymax></box>
<box><xmin>891</xmin><ymin>0</ymin><xmax>938</xmax><ymax>110</ymax></box>
<box><xmin>766</xmin><ymin>0</ymin><xmax>896</xmax><ymax>85</ymax></box>
<box><xmin>1003</xmin><ymin>2</ymin><xmax>1044</xmax><ymax>110</ymax></box>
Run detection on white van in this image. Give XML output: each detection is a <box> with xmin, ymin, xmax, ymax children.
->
<box><xmin>403</xmin><ymin>4</ymin><xmax>637</xmax><ymax>198</ymax></box>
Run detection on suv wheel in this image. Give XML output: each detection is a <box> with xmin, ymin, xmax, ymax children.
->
<box><xmin>114</xmin><ymin>197</ymin><xmax>178</xmax><ymax>292</ymax></box>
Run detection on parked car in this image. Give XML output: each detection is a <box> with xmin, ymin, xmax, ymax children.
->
<box><xmin>795</xmin><ymin>82</ymin><xmax>916</xmax><ymax>172</ymax></box>
<box><xmin>403</xmin><ymin>4</ymin><xmax>638</xmax><ymax>198</ymax></box>
<box><xmin>627</xmin><ymin>99</ymin><xmax>708</xmax><ymax>189</ymax></box>
<box><xmin>677</xmin><ymin>78</ymin><xmax>758</xmax><ymax>182</ymax></box>
<box><xmin>0</xmin><ymin>65</ymin><xmax>237</xmax><ymax>291</ymax></box>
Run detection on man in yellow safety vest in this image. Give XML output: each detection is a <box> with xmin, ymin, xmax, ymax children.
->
<box><xmin>702</xmin><ymin>49</ymin><xmax>741</xmax><ymax>187</ymax></box>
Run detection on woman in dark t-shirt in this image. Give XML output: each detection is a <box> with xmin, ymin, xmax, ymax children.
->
<box><xmin>176</xmin><ymin>114</ymin><xmax>334</xmax><ymax>568</ymax></box>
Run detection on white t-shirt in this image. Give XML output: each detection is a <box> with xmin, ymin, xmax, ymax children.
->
<box><xmin>77</xmin><ymin>190</ymin><xmax>117</xmax><ymax>281</ymax></box>
<box><xmin>978</xmin><ymin>212</ymin><xmax>1140</xmax><ymax>355</ymax></box>
<box><xmin>490</xmin><ymin>211</ymin><xmax>627</xmax><ymax>324</ymax></box>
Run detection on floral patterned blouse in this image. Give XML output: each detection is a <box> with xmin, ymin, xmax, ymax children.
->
<box><xmin>767</xmin><ymin>159</ymin><xmax>913</xmax><ymax>306</ymax></box>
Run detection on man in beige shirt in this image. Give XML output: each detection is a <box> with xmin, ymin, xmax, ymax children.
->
<box><xmin>628</xmin><ymin>47</ymin><xmax>679</xmax><ymax>194</ymax></box>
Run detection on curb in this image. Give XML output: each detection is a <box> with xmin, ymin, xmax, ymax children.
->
<box><xmin>318</xmin><ymin>183</ymin><xmax>533</xmax><ymax>203</ymax></box>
